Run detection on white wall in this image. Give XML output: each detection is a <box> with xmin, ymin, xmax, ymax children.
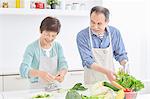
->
<box><xmin>0</xmin><ymin>15</ymin><xmax>89</xmax><ymax>72</ymax></box>
<box><xmin>103</xmin><ymin>0</ymin><xmax>150</xmax><ymax>80</ymax></box>
<box><xmin>56</xmin><ymin>16</ymin><xmax>89</xmax><ymax>70</ymax></box>
<box><xmin>0</xmin><ymin>15</ymin><xmax>41</xmax><ymax>72</ymax></box>
<box><xmin>146</xmin><ymin>0</ymin><xmax>150</xmax><ymax>80</ymax></box>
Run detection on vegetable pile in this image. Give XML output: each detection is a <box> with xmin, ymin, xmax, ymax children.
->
<box><xmin>66</xmin><ymin>83</ymin><xmax>88</xmax><ymax>99</ymax></box>
<box><xmin>32</xmin><ymin>93</ymin><xmax>52</xmax><ymax>99</ymax></box>
<box><xmin>65</xmin><ymin>71</ymin><xmax>144</xmax><ymax>99</ymax></box>
<box><xmin>71</xmin><ymin>83</ymin><xmax>88</xmax><ymax>91</ymax></box>
<box><xmin>116</xmin><ymin>71</ymin><xmax>144</xmax><ymax>92</ymax></box>
<box><xmin>65</xmin><ymin>83</ymin><xmax>114</xmax><ymax>99</ymax></box>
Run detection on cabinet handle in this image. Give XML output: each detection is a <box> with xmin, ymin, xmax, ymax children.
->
<box><xmin>15</xmin><ymin>76</ymin><xmax>23</xmax><ymax>80</ymax></box>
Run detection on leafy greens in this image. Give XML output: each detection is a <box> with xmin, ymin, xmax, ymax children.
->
<box><xmin>116</xmin><ymin>71</ymin><xmax>144</xmax><ymax>92</ymax></box>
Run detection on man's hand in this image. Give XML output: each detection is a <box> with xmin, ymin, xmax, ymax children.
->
<box><xmin>105</xmin><ymin>70</ymin><xmax>116</xmax><ymax>82</ymax></box>
<box><xmin>90</xmin><ymin>63</ymin><xmax>116</xmax><ymax>82</ymax></box>
<box><xmin>38</xmin><ymin>71</ymin><xmax>55</xmax><ymax>83</ymax></box>
<box><xmin>120</xmin><ymin>60</ymin><xmax>127</xmax><ymax>66</ymax></box>
<box><xmin>119</xmin><ymin>60</ymin><xmax>130</xmax><ymax>73</ymax></box>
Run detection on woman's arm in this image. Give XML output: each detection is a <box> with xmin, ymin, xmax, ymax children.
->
<box><xmin>20</xmin><ymin>46</ymin><xmax>34</xmax><ymax>78</ymax></box>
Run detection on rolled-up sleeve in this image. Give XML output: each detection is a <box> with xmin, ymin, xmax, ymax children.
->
<box><xmin>76</xmin><ymin>32</ymin><xmax>95</xmax><ymax>68</ymax></box>
<box><xmin>57</xmin><ymin>43</ymin><xmax>68</xmax><ymax>71</ymax></box>
<box><xmin>113</xmin><ymin>29</ymin><xmax>128</xmax><ymax>62</ymax></box>
<box><xmin>20</xmin><ymin>46</ymin><xmax>33</xmax><ymax>78</ymax></box>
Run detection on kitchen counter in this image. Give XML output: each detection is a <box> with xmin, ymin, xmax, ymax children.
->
<box><xmin>0</xmin><ymin>88</ymin><xmax>150</xmax><ymax>99</ymax></box>
<box><xmin>0</xmin><ymin>89</ymin><xmax>66</xmax><ymax>99</ymax></box>
<box><xmin>0</xmin><ymin>67</ymin><xmax>83</xmax><ymax>76</ymax></box>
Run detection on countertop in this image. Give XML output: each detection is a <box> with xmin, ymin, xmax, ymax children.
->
<box><xmin>0</xmin><ymin>89</ymin><xmax>150</xmax><ymax>99</ymax></box>
<box><xmin>0</xmin><ymin>89</ymin><xmax>66</xmax><ymax>99</ymax></box>
<box><xmin>0</xmin><ymin>67</ymin><xmax>84</xmax><ymax>76</ymax></box>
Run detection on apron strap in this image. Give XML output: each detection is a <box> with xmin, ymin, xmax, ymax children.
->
<box><xmin>106</xmin><ymin>27</ymin><xmax>113</xmax><ymax>49</ymax></box>
<box><xmin>88</xmin><ymin>26</ymin><xmax>114</xmax><ymax>54</ymax></box>
<box><xmin>88</xmin><ymin>27</ymin><xmax>94</xmax><ymax>49</ymax></box>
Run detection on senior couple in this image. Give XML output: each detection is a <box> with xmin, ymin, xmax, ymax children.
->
<box><xmin>20</xmin><ymin>6</ymin><xmax>129</xmax><ymax>89</ymax></box>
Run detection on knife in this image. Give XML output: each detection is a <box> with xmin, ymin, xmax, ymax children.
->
<box><xmin>45</xmin><ymin>80</ymin><xmax>61</xmax><ymax>92</ymax></box>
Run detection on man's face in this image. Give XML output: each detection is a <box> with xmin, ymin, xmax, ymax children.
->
<box><xmin>41</xmin><ymin>30</ymin><xmax>57</xmax><ymax>44</ymax></box>
<box><xmin>90</xmin><ymin>12</ymin><xmax>109</xmax><ymax>34</ymax></box>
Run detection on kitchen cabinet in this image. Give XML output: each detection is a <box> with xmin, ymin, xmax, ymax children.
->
<box><xmin>3</xmin><ymin>74</ymin><xmax>30</xmax><ymax>91</ymax></box>
<box><xmin>0</xmin><ymin>0</ymin><xmax>102</xmax><ymax>9</ymax></box>
<box><xmin>0</xmin><ymin>76</ymin><xmax>2</xmax><ymax>91</ymax></box>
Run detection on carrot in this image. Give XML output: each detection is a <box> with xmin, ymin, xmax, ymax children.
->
<box><xmin>112</xmin><ymin>81</ymin><xmax>126</xmax><ymax>90</ymax></box>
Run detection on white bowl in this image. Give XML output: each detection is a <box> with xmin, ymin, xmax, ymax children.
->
<box><xmin>125</xmin><ymin>92</ymin><xmax>138</xmax><ymax>99</ymax></box>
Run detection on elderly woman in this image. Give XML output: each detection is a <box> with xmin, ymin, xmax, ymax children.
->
<box><xmin>20</xmin><ymin>16</ymin><xmax>68</xmax><ymax>89</ymax></box>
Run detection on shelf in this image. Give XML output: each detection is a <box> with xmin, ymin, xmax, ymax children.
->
<box><xmin>0</xmin><ymin>8</ymin><xmax>89</xmax><ymax>16</ymax></box>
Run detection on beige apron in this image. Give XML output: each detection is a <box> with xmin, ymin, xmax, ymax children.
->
<box><xmin>84</xmin><ymin>27</ymin><xmax>114</xmax><ymax>84</ymax></box>
<box><xmin>30</xmin><ymin>40</ymin><xmax>58</xmax><ymax>89</ymax></box>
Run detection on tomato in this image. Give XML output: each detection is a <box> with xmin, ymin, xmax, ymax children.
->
<box><xmin>124</xmin><ymin>88</ymin><xmax>133</xmax><ymax>92</ymax></box>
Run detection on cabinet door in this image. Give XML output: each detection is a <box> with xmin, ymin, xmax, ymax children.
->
<box><xmin>61</xmin><ymin>70</ymin><xmax>84</xmax><ymax>88</ymax></box>
<box><xmin>0</xmin><ymin>76</ymin><xmax>2</xmax><ymax>91</ymax></box>
<box><xmin>3</xmin><ymin>75</ymin><xmax>30</xmax><ymax>91</ymax></box>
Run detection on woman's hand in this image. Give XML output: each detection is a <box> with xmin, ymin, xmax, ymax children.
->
<box><xmin>38</xmin><ymin>71</ymin><xmax>55</xmax><ymax>83</ymax></box>
<box><xmin>55</xmin><ymin>69</ymin><xmax>67</xmax><ymax>82</ymax></box>
<box><xmin>55</xmin><ymin>73</ymin><xmax>64</xmax><ymax>83</ymax></box>
<box><xmin>105</xmin><ymin>69</ymin><xmax>116</xmax><ymax>82</ymax></box>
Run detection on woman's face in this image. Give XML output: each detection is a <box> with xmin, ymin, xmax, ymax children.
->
<box><xmin>41</xmin><ymin>30</ymin><xmax>58</xmax><ymax>45</ymax></box>
<box><xmin>90</xmin><ymin>12</ymin><xmax>109</xmax><ymax>34</ymax></box>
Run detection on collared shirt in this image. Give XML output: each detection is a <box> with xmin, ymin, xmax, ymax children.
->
<box><xmin>76</xmin><ymin>26</ymin><xmax>128</xmax><ymax>68</ymax></box>
<box><xmin>20</xmin><ymin>39</ymin><xmax>68</xmax><ymax>83</ymax></box>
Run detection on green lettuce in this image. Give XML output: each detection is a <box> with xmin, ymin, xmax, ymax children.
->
<box><xmin>116</xmin><ymin>71</ymin><xmax>144</xmax><ymax>91</ymax></box>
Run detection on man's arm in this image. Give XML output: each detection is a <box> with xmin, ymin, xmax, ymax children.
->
<box><xmin>76</xmin><ymin>31</ymin><xmax>95</xmax><ymax>68</ymax></box>
<box><xmin>112</xmin><ymin>28</ymin><xmax>129</xmax><ymax>73</ymax></box>
<box><xmin>91</xmin><ymin>63</ymin><xmax>116</xmax><ymax>82</ymax></box>
<box><xmin>113</xmin><ymin>29</ymin><xmax>128</xmax><ymax>65</ymax></box>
